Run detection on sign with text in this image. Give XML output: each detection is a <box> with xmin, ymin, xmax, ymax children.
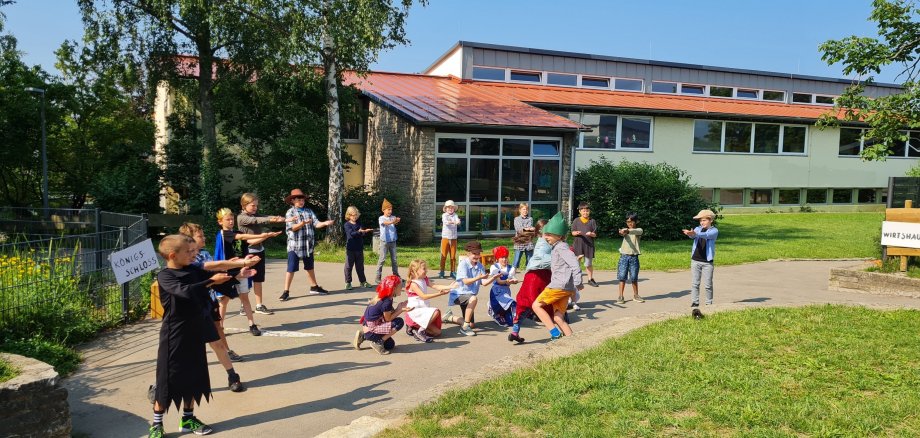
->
<box><xmin>881</xmin><ymin>221</ymin><xmax>920</xmax><ymax>249</ymax></box>
<box><xmin>110</xmin><ymin>239</ymin><xmax>160</xmax><ymax>284</ymax></box>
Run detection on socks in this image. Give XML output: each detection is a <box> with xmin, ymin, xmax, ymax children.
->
<box><xmin>226</xmin><ymin>367</ymin><xmax>235</xmax><ymax>376</ymax></box>
<box><xmin>152</xmin><ymin>411</ymin><xmax>164</xmax><ymax>426</ymax></box>
<box><xmin>549</xmin><ymin>327</ymin><xmax>561</xmax><ymax>338</ymax></box>
<box><xmin>512</xmin><ymin>323</ymin><xmax>520</xmax><ymax>334</ymax></box>
<box><xmin>183</xmin><ymin>409</ymin><xmax>193</xmax><ymax>419</ymax></box>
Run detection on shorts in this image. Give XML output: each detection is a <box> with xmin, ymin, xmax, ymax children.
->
<box><xmin>535</xmin><ymin>287</ymin><xmax>573</xmax><ymax>315</ymax></box>
<box><xmin>582</xmin><ymin>257</ymin><xmax>593</xmax><ymax>268</ymax></box>
<box><xmin>617</xmin><ymin>254</ymin><xmax>640</xmax><ymax>282</ymax></box>
<box><xmin>287</xmin><ymin>251</ymin><xmax>315</xmax><ymax>272</ymax></box>
<box><xmin>453</xmin><ymin>294</ymin><xmax>475</xmax><ymax>306</ymax></box>
<box><xmin>213</xmin><ymin>280</ymin><xmax>240</xmax><ymax>299</ymax></box>
<box><xmin>210</xmin><ymin>301</ymin><xmax>221</xmax><ymax>322</ymax></box>
<box><xmin>249</xmin><ymin>250</ymin><xmax>267</xmax><ymax>282</ymax></box>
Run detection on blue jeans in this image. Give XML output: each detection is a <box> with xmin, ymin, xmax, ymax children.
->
<box><xmin>512</xmin><ymin>249</ymin><xmax>533</xmax><ymax>269</ymax></box>
<box><xmin>617</xmin><ymin>254</ymin><xmax>640</xmax><ymax>282</ymax></box>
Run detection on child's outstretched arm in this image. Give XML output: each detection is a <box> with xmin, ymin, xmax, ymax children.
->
<box><xmin>247</xmin><ymin>230</ymin><xmax>283</xmax><ymax>245</ymax></box>
<box><xmin>409</xmin><ymin>281</ymin><xmax>451</xmax><ymax>300</ymax></box>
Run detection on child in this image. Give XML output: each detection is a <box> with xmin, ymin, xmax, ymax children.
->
<box><xmin>487</xmin><ymin>246</ymin><xmax>518</xmax><ymax>328</ymax></box>
<box><xmin>344</xmin><ymin>205</ymin><xmax>373</xmax><ymax>290</ymax></box>
<box><xmin>532</xmin><ymin>212</ymin><xmax>584</xmax><ymax>340</ymax></box>
<box><xmin>215</xmin><ymin>208</ymin><xmax>277</xmax><ymax>336</ymax></box>
<box><xmin>149</xmin><ymin>234</ymin><xmax>231</xmax><ymax>437</ymax></box>
<box><xmin>236</xmin><ymin>193</ymin><xmax>287</xmax><ymax>315</ymax></box>
<box><xmin>616</xmin><ymin>213</ymin><xmax>645</xmax><ymax>304</ymax></box>
<box><xmin>179</xmin><ymin>222</ymin><xmax>255</xmax><ymax>391</ymax></box>
<box><xmin>375</xmin><ymin>198</ymin><xmax>401</xmax><ymax>284</ymax></box>
<box><xmin>508</xmin><ymin>218</ymin><xmax>549</xmax><ymax>344</ymax></box>
<box><xmin>353</xmin><ymin>275</ymin><xmax>410</xmax><ymax>355</ymax></box>
<box><xmin>439</xmin><ymin>200</ymin><xmax>461</xmax><ymax>279</ymax></box>
<box><xmin>682</xmin><ymin>209</ymin><xmax>719</xmax><ymax>308</ymax></box>
<box><xmin>404</xmin><ymin>259</ymin><xmax>455</xmax><ymax>342</ymax></box>
<box><xmin>512</xmin><ymin>203</ymin><xmax>536</xmax><ymax>269</ymax></box>
<box><xmin>571</xmin><ymin>202</ymin><xmax>598</xmax><ymax>288</ymax></box>
<box><xmin>279</xmin><ymin>188</ymin><xmax>335</xmax><ymax>301</ymax></box>
<box><xmin>444</xmin><ymin>240</ymin><xmax>500</xmax><ymax>336</ymax></box>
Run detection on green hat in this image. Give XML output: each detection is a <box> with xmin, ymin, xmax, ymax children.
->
<box><xmin>542</xmin><ymin>212</ymin><xmax>569</xmax><ymax>236</ymax></box>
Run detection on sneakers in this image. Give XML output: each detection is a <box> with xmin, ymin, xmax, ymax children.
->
<box><xmin>572</xmin><ymin>303</ymin><xmax>582</xmax><ymax>311</ymax></box>
<box><xmin>308</xmin><ymin>285</ymin><xmax>329</xmax><ymax>295</ymax></box>
<box><xmin>588</xmin><ymin>278</ymin><xmax>599</xmax><ymax>287</ymax></box>
<box><xmin>353</xmin><ymin>329</ymin><xmax>365</xmax><ymax>350</ymax></box>
<box><xmin>449</xmin><ymin>271</ymin><xmax>456</xmax><ymax>279</ymax></box>
<box><xmin>438</xmin><ymin>271</ymin><xmax>445</xmax><ymax>279</ymax></box>
<box><xmin>278</xmin><ymin>291</ymin><xmax>290</xmax><ymax>301</ymax></box>
<box><xmin>459</xmin><ymin>323</ymin><xmax>476</xmax><ymax>336</ymax></box>
<box><xmin>690</xmin><ymin>302</ymin><xmax>700</xmax><ymax>308</ymax></box>
<box><xmin>633</xmin><ymin>296</ymin><xmax>646</xmax><ymax>303</ymax></box>
<box><xmin>407</xmin><ymin>326</ymin><xmax>433</xmax><ymax>343</ymax></box>
<box><xmin>254</xmin><ymin>304</ymin><xmax>274</xmax><ymax>315</ymax></box>
<box><xmin>361</xmin><ymin>282</ymin><xmax>372</xmax><ymax>288</ymax></box>
<box><xmin>617</xmin><ymin>297</ymin><xmax>626</xmax><ymax>305</ymax></box>
<box><xmin>238</xmin><ymin>305</ymin><xmax>245</xmax><ymax>316</ymax></box>
<box><xmin>249</xmin><ymin>324</ymin><xmax>262</xmax><ymax>336</ymax></box>
<box><xmin>369</xmin><ymin>340</ymin><xmax>390</xmax><ymax>355</ymax></box>
<box><xmin>345</xmin><ymin>282</ymin><xmax>353</xmax><ymax>290</ymax></box>
<box><xmin>508</xmin><ymin>332</ymin><xmax>525</xmax><ymax>344</ymax></box>
<box><xmin>441</xmin><ymin>310</ymin><xmax>454</xmax><ymax>324</ymax></box>
<box><xmin>227</xmin><ymin>350</ymin><xmax>244</xmax><ymax>362</ymax></box>
<box><xmin>148</xmin><ymin>424</ymin><xmax>164</xmax><ymax>438</ymax></box>
<box><xmin>228</xmin><ymin>372</ymin><xmax>245</xmax><ymax>393</ymax></box>
<box><xmin>179</xmin><ymin>416</ymin><xmax>213</xmax><ymax>435</ymax></box>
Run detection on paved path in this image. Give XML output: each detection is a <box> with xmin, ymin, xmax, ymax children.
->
<box><xmin>64</xmin><ymin>260</ymin><xmax>920</xmax><ymax>437</ymax></box>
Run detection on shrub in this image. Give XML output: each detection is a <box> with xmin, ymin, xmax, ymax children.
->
<box><xmin>0</xmin><ymin>337</ymin><xmax>81</xmax><ymax>377</ymax></box>
<box><xmin>343</xmin><ymin>185</ymin><xmax>418</xmax><ymax>243</ymax></box>
<box><xmin>573</xmin><ymin>158</ymin><xmax>717</xmax><ymax>240</ymax></box>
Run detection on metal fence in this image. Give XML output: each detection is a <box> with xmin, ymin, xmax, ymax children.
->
<box><xmin>0</xmin><ymin>208</ymin><xmax>152</xmax><ymax>329</ymax></box>
<box><xmin>888</xmin><ymin>177</ymin><xmax>920</xmax><ymax>208</ymax></box>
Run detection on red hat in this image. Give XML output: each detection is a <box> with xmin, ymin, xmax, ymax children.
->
<box><xmin>492</xmin><ymin>246</ymin><xmax>509</xmax><ymax>259</ymax></box>
<box><xmin>376</xmin><ymin>275</ymin><xmax>402</xmax><ymax>299</ymax></box>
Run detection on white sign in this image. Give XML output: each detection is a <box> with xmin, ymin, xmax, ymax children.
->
<box><xmin>881</xmin><ymin>221</ymin><xmax>920</xmax><ymax>249</ymax></box>
<box><xmin>110</xmin><ymin>239</ymin><xmax>160</xmax><ymax>284</ymax></box>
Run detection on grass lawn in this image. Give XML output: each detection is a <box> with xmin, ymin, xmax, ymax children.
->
<box><xmin>263</xmin><ymin>212</ymin><xmax>883</xmax><ymax>271</ymax></box>
<box><xmin>384</xmin><ymin>305</ymin><xmax>920</xmax><ymax>437</ymax></box>
<box><xmin>0</xmin><ymin>357</ymin><xmax>18</xmax><ymax>383</ymax></box>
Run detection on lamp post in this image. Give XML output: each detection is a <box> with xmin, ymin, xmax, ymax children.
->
<box><xmin>24</xmin><ymin>87</ymin><xmax>48</xmax><ymax>211</ymax></box>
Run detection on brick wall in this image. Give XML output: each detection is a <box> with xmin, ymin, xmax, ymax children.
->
<box><xmin>0</xmin><ymin>353</ymin><xmax>71</xmax><ymax>438</ymax></box>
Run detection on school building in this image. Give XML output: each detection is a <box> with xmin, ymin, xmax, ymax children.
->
<box><xmin>155</xmin><ymin>42</ymin><xmax>919</xmax><ymax>243</ymax></box>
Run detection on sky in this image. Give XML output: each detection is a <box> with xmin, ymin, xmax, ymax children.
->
<box><xmin>2</xmin><ymin>0</ymin><xmax>906</xmax><ymax>84</ymax></box>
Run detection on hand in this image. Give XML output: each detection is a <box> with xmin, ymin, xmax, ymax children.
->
<box><xmin>577</xmin><ymin>284</ymin><xmax>585</xmax><ymax>291</ymax></box>
<box><xmin>325</xmin><ymin>219</ymin><xmax>335</xmax><ymax>226</ymax></box>
<box><xmin>286</xmin><ymin>216</ymin><xmax>298</xmax><ymax>222</ymax></box>
<box><xmin>572</xmin><ymin>231</ymin><xmax>581</xmax><ymax>236</ymax></box>
<box><xmin>273</xmin><ymin>216</ymin><xmax>286</xmax><ymax>222</ymax></box>
<box><xmin>404</xmin><ymin>307</ymin><xmax>415</xmax><ymax>312</ymax></box>
<box><xmin>587</xmin><ymin>232</ymin><xmax>596</xmax><ymax>238</ymax></box>
<box><xmin>210</xmin><ymin>273</ymin><xmax>232</xmax><ymax>284</ymax></box>
<box><xmin>239</xmin><ymin>267</ymin><xmax>256</xmax><ymax>278</ymax></box>
<box><xmin>244</xmin><ymin>255</ymin><xmax>261</xmax><ymax>266</ymax></box>
<box><xmin>301</xmin><ymin>218</ymin><xmax>313</xmax><ymax>225</ymax></box>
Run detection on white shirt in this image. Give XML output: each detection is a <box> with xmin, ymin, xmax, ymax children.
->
<box><xmin>441</xmin><ymin>212</ymin><xmax>460</xmax><ymax>239</ymax></box>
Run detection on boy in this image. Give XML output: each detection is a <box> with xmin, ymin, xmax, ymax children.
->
<box><xmin>149</xmin><ymin>235</ymin><xmax>231</xmax><ymax>437</ymax></box>
<box><xmin>682</xmin><ymin>209</ymin><xmax>719</xmax><ymax>308</ymax></box>
<box><xmin>279</xmin><ymin>188</ymin><xmax>335</xmax><ymax>301</ymax></box>
<box><xmin>617</xmin><ymin>213</ymin><xmax>645</xmax><ymax>304</ymax></box>
<box><xmin>236</xmin><ymin>193</ymin><xmax>286</xmax><ymax>315</ymax></box>
<box><xmin>532</xmin><ymin>212</ymin><xmax>583</xmax><ymax>340</ymax></box>
<box><xmin>444</xmin><ymin>240</ymin><xmax>499</xmax><ymax>336</ymax></box>
<box><xmin>375</xmin><ymin>198</ymin><xmax>401</xmax><ymax>284</ymax></box>
<box><xmin>571</xmin><ymin>202</ymin><xmax>598</xmax><ymax>288</ymax></box>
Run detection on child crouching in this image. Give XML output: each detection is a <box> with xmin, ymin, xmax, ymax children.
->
<box><xmin>354</xmin><ymin>275</ymin><xmax>410</xmax><ymax>355</ymax></box>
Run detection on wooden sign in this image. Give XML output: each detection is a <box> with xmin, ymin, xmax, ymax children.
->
<box><xmin>884</xmin><ymin>200</ymin><xmax>920</xmax><ymax>271</ymax></box>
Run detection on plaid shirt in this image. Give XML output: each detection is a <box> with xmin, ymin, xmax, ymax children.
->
<box><xmin>286</xmin><ymin>207</ymin><xmax>319</xmax><ymax>257</ymax></box>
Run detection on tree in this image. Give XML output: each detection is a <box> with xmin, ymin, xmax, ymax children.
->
<box><xmin>819</xmin><ymin>0</ymin><xmax>920</xmax><ymax>161</ymax></box>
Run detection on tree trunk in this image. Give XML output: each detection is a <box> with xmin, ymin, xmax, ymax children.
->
<box><xmin>196</xmin><ymin>34</ymin><xmax>221</xmax><ymax>224</ymax></box>
<box><xmin>323</xmin><ymin>28</ymin><xmax>345</xmax><ymax>245</ymax></box>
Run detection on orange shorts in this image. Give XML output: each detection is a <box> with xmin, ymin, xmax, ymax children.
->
<box><xmin>535</xmin><ymin>287</ymin><xmax>573</xmax><ymax>315</ymax></box>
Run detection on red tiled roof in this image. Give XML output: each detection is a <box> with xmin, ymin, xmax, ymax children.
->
<box><xmin>345</xmin><ymin>72</ymin><xmax>584</xmax><ymax>130</ymax></box>
<box><xmin>468</xmin><ymin>81</ymin><xmax>846</xmax><ymax>120</ymax></box>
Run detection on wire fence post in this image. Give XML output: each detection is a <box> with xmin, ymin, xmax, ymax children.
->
<box><xmin>119</xmin><ymin>226</ymin><xmax>130</xmax><ymax>323</ymax></box>
<box><xmin>94</xmin><ymin>208</ymin><xmax>103</xmax><ymax>272</ymax></box>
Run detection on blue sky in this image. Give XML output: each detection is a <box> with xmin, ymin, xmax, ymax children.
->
<box><xmin>3</xmin><ymin>0</ymin><xmax>905</xmax><ymax>83</ymax></box>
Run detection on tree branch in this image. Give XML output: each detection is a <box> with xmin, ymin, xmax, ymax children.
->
<box><xmin>120</xmin><ymin>0</ymin><xmax>195</xmax><ymax>41</ymax></box>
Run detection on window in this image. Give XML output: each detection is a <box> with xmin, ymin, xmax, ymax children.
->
<box><xmin>736</xmin><ymin>89</ymin><xmax>759</xmax><ymax>99</ymax></box>
<box><xmin>710</xmin><ymin>86</ymin><xmax>733</xmax><ymax>97</ymax></box>
<box><xmin>581</xmin><ymin>77</ymin><xmax>609</xmax><ymax>88</ymax></box>
<box><xmin>469</xmin><ymin>158</ymin><xmax>499</xmax><ymax>201</ymax></box>
<box><xmin>754</xmin><ymin>124</ymin><xmax>780</xmax><ymax>154</ymax></box>
<box><xmin>762</xmin><ymin>90</ymin><xmax>785</xmax><ymax>102</ymax></box>
<box><xmin>681</xmin><ymin>84</ymin><xmax>705</xmax><ymax>95</ymax></box>
<box><xmin>582</xmin><ymin>114</ymin><xmax>618</xmax><ymax>149</ymax></box>
<box><xmin>501</xmin><ymin>160</ymin><xmax>530</xmax><ymax>202</ymax></box>
<box><xmin>438</xmin><ymin>137</ymin><xmax>466</xmax><ymax>154</ymax></box>
<box><xmin>792</xmin><ymin>93</ymin><xmax>813</xmax><ymax>104</ymax></box>
<box><xmin>724</xmin><ymin>122</ymin><xmax>752</xmax><ymax>153</ymax></box>
<box><xmin>838</xmin><ymin>128</ymin><xmax>862</xmax><ymax>156</ymax></box>
<box><xmin>651</xmin><ymin>81</ymin><xmax>678</xmax><ymax>93</ymax></box>
<box><xmin>815</xmin><ymin>95</ymin><xmax>835</xmax><ymax>105</ymax></box>
<box><xmin>614</xmin><ymin>78</ymin><xmax>643</xmax><ymax>91</ymax></box>
<box><xmin>782</xmin><ymin>126</ymin><xmax>807</xmax><ymax>153</ymax></box>
<box><xmin>533</xmin><ymin>140</ymin><xmax>561</xmax><ymax>156</ymax></box>
<box><xmin>778</xmin><ymin>189</ymin><xmax>801</xmax><ymax>205</ymax></box>
<box><xmin>749</xmin><ymin>189</ymin><xmax>773</xmax><ymax>205</ymax></box>
<box><xmin>469</xmin><ymin>205</ymin><xmax>498</xmax><ymax>232</ymax></box>
<box><xmin>911</xmin><ymin>133</ymin><xmax>920</xmax><ymax>157</ymax></box>
<box><xmin>579</xmin><ymin>113</ymin><xmax>652</xmax><ymax>150</ymax></box>
<box><xmin>531</xmin><ymin>160</ymin><xmax>559</xmax><ymax>201</ymax></box>
<box><xmin>436</xmin><ymin>157</ymin><xmax>467</xmax><ymax>201</ymax></box>
<box><xmin>470</xmin><ymin>137</ymin><xmax>499</xmax><ymax>155</ymax></box>
<box><xmin>547</xmin><ymin>73</ymin><xmax>577</xmax><ymax>86</ymax></box>
<box><xmin>857</xmin><ymin>189</ymin><xmax>878</xmax><ymax>204</ymax></box>
<box><xmin>832</xmin><ymin>189</ymin><xmax>853</xmax><ymax>204</ymax></box>
<box><xmin>720</xmin><ymin>189</ymin><xmax>744</xmax><ymax>205</ymax></box>
<box><xmin>342</xmin><ymin>121</ymin><xmax>363</xmax><ymax>142</ymax></box>
<box><xmin>699</xmin><ymin>188</ymin><xmax>714</xmax><ymax>203</ymax></box>
<box><xmin>510</xmin><ymin>70</ymin><xmax>541</xmax><ymax>82</ymax></box>
<box><xmin>693</xmin><ymin>120</ymin><xmax>723</xmax><ymax>152</ymax></box>
<box><xmin>503</xmin><ymin>138</ymin><xmax>531</xmax><ymax>156</ymax></box>
<box><xmin>806</xmin><ymin>189</ymin><xmax>827</xmax><ymax>204</ymax></box>
<box><xmin>472</xmin><ymin>66</ymin><xmax>505</xmax><ymax>81</ymax></box>
<box><xmin>621</xmin><ymin>118</ymin><xmax>652</xmax><ymax>149</ymax></box>
<box><xmin>695</xmin><ymin>120</ymin><xmax>807</xmax><ymax>155</ymax></box>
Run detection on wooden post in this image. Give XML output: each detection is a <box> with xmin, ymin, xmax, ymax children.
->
<box><xmin>902</xmin><ymin>200</ymin><xmax>913</xmax><ymax>271</ymax></box>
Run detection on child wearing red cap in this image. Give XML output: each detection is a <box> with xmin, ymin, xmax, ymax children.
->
<box><xmin>353</xmin><ymin>275</ymin><xmax>410</xmax><ymax>355</ymax></box>
<box><xmin>487</xmin><ymin>246</ymin><xmax>518</xmax><ymax>327</ymax></box>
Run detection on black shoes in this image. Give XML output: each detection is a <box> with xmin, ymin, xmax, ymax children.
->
<box><xmin>279</xmin><ymin>290</ymin><xmax>290</xmax><ymax>301</ymax></box>
<box><xmin>508</xmin><ymin>333</ymin><xmax>525</xmax><ymax>344</ymax></box>
<box><xmin>308</xmin><ymin>285</ymin><xmax>329</xmax><ymax>295</ymax></box>
<box><xmin>228</xmin><ymin>372</ymin><xmax>245</xmax><ymax>392</ymax></box>
<box><xmin>249</xmin><ymin>324</ymin><xmax>262</xmax><ymax>336</ymax></box>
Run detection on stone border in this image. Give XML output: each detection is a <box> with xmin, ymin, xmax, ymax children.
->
<box><xmin>316</xmin><ymin>301</ymin><xmax>911</xmax><ymax>438</ymax></box>
<box><xmin>0</xmin><ymin>353</ymin><xmax>71</xmax><ymax>438</ymax></box>
<box><xmin>829</xmin><ymin>264</ymin><xmax>920</xmax><ymax>298</ymax></box>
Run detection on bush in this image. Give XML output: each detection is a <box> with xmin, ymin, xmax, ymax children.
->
<box><xmin>343</xmin><ymin>185</ymin><xmax>418</xmax><ymax>244</ymax></box>
<box><xmin>573</xmin><ymin>158</ymin><xmax>717</xmax><ymax>240</ymax></box>
<box><xmin>0</xmin><ymin>337</ymin><xmax>81</xmax><ymax>377</ymax></box>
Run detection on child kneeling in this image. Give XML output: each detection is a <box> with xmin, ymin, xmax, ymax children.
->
<box><xmin>532</xmin><ymin>212</ymin><xmax>584</xmax><ymax>340</ymax></box>
<box><xmin>354</xmin><ymin>275</ymin><xmax>410</xmax><ymax>355</ymax></box>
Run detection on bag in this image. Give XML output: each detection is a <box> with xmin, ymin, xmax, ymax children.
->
<box><xmin>512</xmin><ymin>230</ymin><xmax>534</xmax><ymax>246</ymax></box>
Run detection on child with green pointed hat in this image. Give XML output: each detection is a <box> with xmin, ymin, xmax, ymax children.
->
<box><xmin>531</xmin><ymin>212</ymin><xmax>583</xmax><ymax>340</ymax></box>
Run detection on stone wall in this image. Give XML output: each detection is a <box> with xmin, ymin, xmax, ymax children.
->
<box><xmin>829</xmin><ymin>267</ymin><xmax>920</xmax><ymax>298</ymax></box>
<box><xmin>0</xmin><ymin>353</ymin><xmax>71</xmax><ymax>438</ymax></box>
<box><xmin>560</xmin><ymin>131</ymin><xmax>577</xmax><ymax>220</ymax></box>
<box><xmin>364</xmin><ymin>101</ymin><xmax>436</xmax><ymax>243</ymax></box>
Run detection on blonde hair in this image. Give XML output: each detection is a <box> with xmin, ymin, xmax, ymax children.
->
<box><xmin>345</xmin><ymin>205</ymin><xmax>360</xmax><ymax>220</ymax></box>
<box><xmin>216</xmin><ymin>208</ymin><xmax>233</xmax><ymax>221</ymax></box>
<box><xmin>518</xmin><ymin>203</ymin><xmax>529</xmax><ymax>212</ymax></box>
<box><xmin>178</xmin><ymin>222</ymin><xmax>202</xmax><ymax>238</ymax></box>
<box><xmin>406</xmin><ymin>259</ymin><xmax>428</xmax><ymax>282</ymax></box>
<box><xmin>158</xmin><ymin>234</ymin><xmax>193</xmax><ymax>258</ymax></box>
<box><xmin>240</xmin><ymin>192</ymin><xmax>258</xmax><ymax>208</ymax></box>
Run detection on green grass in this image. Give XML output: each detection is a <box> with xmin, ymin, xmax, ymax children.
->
<box><xmin>867</xmin><ymin>257</ymin><xmax>920</xmax><ymax>279</ymax></box>
<box><xmin>264</xmin><ymin>212</ymin><xmax>884</xmax><ymax>271</ymax></box>
<box><xmin>384</xmin><ymin>305</ymin><xmax>920</xmax><ymax>437</ymax></box>
<box><xmin>0</xmin><ymin>357</ymin><xmax>19</xmax><ymax>383</ymax></box>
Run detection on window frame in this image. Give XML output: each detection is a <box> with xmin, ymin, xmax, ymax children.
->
<box><xmin>692</xmin><ymin>119</ymin><xmax>809</xmax><ymax>156</ymax></box>
<box><xmin>508</xmin><ymin>69</ymin><xmax>542</xmax><ymax>84</ymax></box>
<box><xmin>580</xmin><ymin>76</ymin><xmax>611</xmax><ymax>89</ymax></box>
<box><xmin>471</xmin><ymin>66</ymin><xmax>507</xmax><ymax>82</ymax></box>
<box><xmin>839</xmin><ymin>127</ymin><xmax>920</xmax><ymax>159</ymax></box>
<box><xmin>571</xmin><ymin>112</ymin><xmax>655</xmax><ymax>151</ymax></box>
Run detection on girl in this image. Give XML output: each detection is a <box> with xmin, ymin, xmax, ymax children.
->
<box><xmin>617</xmin><ymin>213</ymin><xmax>645</xmax><ymax>304</ymax></box>
<box><xmin>353</xmin><ymin>275</ymin><xmax>410</xmax><ymax>355</ymax></box>
<box><xmin>508</xmin><ymin>218</ymin><xmax>549</xmax><ymax>344</ymax></box>
<box><xmin>512</xmin><ymin>203</ymin><xmax>536</xmax><ymax>269</ymax></box>
<box><xmin>439</xmin><ymin>200</ymin><xmax>461</xmax><ymax>279</ymax></box>
<box><xmin>344</xmin><ymin>205</ymin><xmax>373</xmax><ymax>290</ymax></box>
<box><xmin>487</xmin><ymin>246</ymin><xmax>518</xmax><ymax>328</ymax></box>
<box><xmin>403</xmin><ymin>259</ymin><xmax>456</xmax><ymax>342</ymax></box>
